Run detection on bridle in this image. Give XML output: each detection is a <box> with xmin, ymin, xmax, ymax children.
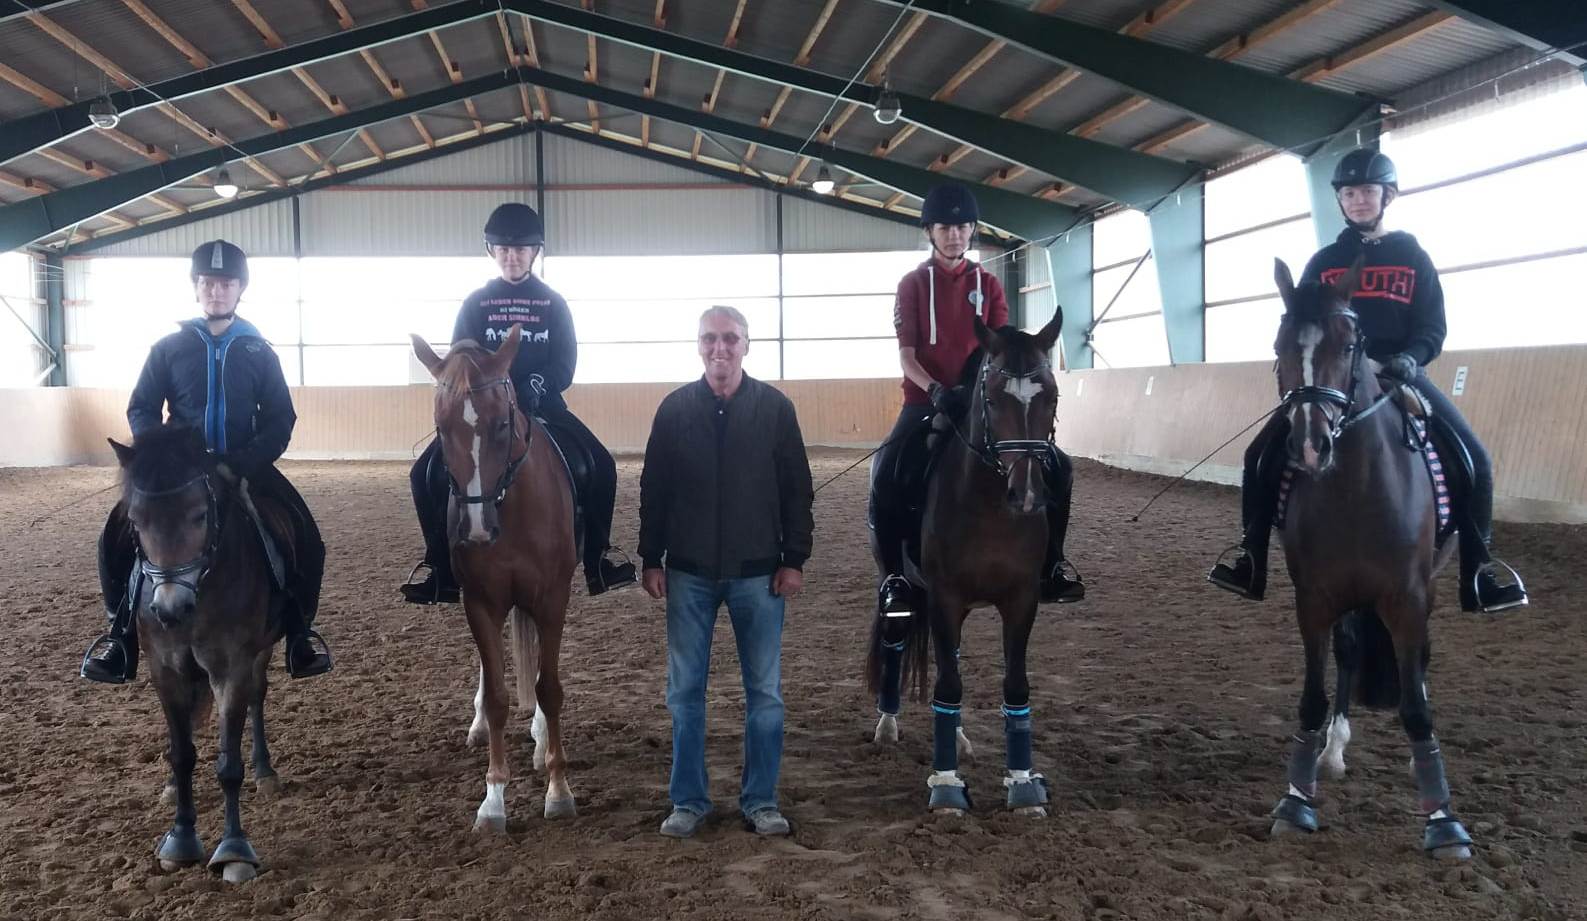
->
<box><xmin>443</xmin><ymin>376</ymin><xmax>532</xmax><ymax>507</ymax></box>
<box><xmin>1280</xmin><ymin>307</ymin><xmax>1394</xmax><ymax>441</ymax></box>
<box><xmin>134</xmin><ymin>473</ymin><xmax>220</xmax><ymax>595</ymax></box>
<box><xmin>959</xmin><ymin>355</ymin><xmax>1059</xmax><ymax>477</ymax></box>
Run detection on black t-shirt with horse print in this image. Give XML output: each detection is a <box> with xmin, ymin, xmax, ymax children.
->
<box><xmin>452</xmin><ymin>275</ymin><xmax>577</xmax><ymax>413</ymax></box>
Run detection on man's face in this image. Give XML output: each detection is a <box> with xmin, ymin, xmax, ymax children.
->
<box><xmin>193</xmin><ymin>274</ymin><xmax>242</xmax><ymax>317</ymax></box>
<box><xmin>927</xmin><ymin>222</ymin><xmax>975</xmax><ymax>259</ymax></box>
<box><xmin>1337</xmin><ymin>183</ymin><xmax>1389</xmax><ymax>226</ymax></box>
<box><xmin>490</xmin><ymin>244</ymin><xmax>540</xmax><ymax>281</ymax></box>
<box><xmin>698</xmin><ymin>313</ymin><xmax>748</xmax><ymax>381</ymax></box>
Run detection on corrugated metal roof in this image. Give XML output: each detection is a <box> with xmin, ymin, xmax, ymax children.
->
<box><xmin>781</xmin><ymin>193</ymin><xmax>923</xmax><ymax>253</ymax></box>
<box><xmin>89</xmin><ymin>196</ymin><xmax>296</xmax><ymax>256</ymax></box>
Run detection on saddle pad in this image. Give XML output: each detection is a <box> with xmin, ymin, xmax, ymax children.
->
<box><xmin>1274</xmin><ymin>427</ymin><xmax>1450</xmax><ymax>537</ymax></box>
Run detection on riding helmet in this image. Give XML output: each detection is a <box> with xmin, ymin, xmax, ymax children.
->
<box><xmin>190</xmin><ymin>240</ymin><xmax>249</xmax><ymax>287</ymax></box>
<box><xmin>483</xmin><ymin>202</ymin><xmax>545</xmax><ymax>247</ymax></box>
<box><xmin>1331</xmin><ymin>148</ymin><xmax>1398</xmax><ymax>191</ymax></box>
<box><xmin>920</xmin><ymin>183</ymin><xmax>980</xmax><ymax>227</ymax></box>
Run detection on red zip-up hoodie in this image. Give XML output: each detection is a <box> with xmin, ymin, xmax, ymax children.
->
<box><xmin>892</xmin><ymin>256</ymin><xmax>1008</xmax><ymax>405</ymax></box>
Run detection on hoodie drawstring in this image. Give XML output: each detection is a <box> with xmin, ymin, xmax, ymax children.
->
<box><xmin>927</xmin><ymin>264</ymin><xmax>937</xmax><ymax>346</ymax></box>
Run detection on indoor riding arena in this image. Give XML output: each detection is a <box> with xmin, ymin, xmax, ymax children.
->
<box><xmin>2</xmin><ymin>2</ymin><xmax>1584</xmax><ymax>920</ymax></box>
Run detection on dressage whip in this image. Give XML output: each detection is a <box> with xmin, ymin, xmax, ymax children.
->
<box><xmin>30</xmin><ymin>481</ymin><xmax>122</xmax><ymax>528</ymax></box>
<box><xmin>1126</xmin><ymin>401</ymin><xmax>1285</xmax><ymax>523</ymax></box>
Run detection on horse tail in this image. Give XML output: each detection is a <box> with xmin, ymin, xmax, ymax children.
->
<box><xmin>1341</xmin><ymin>609</ymin><xmax>1402</xmax><ymax>710</ymax></box>
<box><xmin>864</xmin><ymin>605</ymin><xmax>933</xmax><ymax>704</ymax></box>
<box><xmin>510</xmin><ymin>607</ymin><xmax>540</xmax><ymax>712</ymax></box>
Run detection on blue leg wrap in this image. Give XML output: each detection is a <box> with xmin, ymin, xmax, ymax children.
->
<box><xmin>1003</xmin><ymin>704</ymin><xmax>1033</xmax><ymax>773</ymax></box>
<box><xmin>877</xmin><ymin>640</ymin><xmax>905</xmax><ymax>716</ymax></box>
<box><xmin>932</xmin><ymin>702</ymin><xmax>960</xmax><ymax>772</ymax></box>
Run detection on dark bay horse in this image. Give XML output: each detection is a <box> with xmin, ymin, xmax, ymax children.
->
<box><xmin>411</xmin><ymin>325</ymin><xmax>578</xmax><ymax>831</ymax></box>
<box><xmin>108</xmin><ymin>425</ymin><xmax>289</xmax><ymax>883</ymax></box>
<box><xmin>867</xmin><ymin>312</ymin><xmax>1066</xmax><ymax>815</ymax></box>
<box><xmin>1265</xmin><ymin>257</ymin><xmax>1472</xmax><ymax>859</ymax></box>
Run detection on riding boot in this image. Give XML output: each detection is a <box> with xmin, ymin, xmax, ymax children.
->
<box><xmin>1208</xmin><ymin>416</ymin><xmax>1287</xmax><ymax>601</ymax></box>
<box><xmin>1038</xmin><ymin>452</ymin><xmax>1085</xmax><ymax>604</ymax></box>
<box><xmin>1457</xmin><ymin>531</ymin><xmax>1528</xmax><ymax>614</ymax></box>
<box><xmin>281</xmin><ymin>600</ymin><xmax>333</xmax><ymax>679</ymax></box>
<box><xmin>401</xmin><ymin>441</ymin><xmax>461</xmax><ymax>605</ymax></box>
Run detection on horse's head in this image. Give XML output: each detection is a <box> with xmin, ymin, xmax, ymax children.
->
<box><xmin>1273</xmin><ymin>256</ymin><xmax>1366</xmax><ymax>475</ymax></box>
<box><xmin>412</xmin><ymin>325</ymin><xmax>527</xmax><ymax>547</ymax></box>
<box><xmin>109</xmin><ymin>425</ymin><xmax>217</xmax><ymax>626</ymax></box>
<box><xmin>970</xmin><ymin>309</ymin><xmax>1064</xmax><ymax>515</ymax></box>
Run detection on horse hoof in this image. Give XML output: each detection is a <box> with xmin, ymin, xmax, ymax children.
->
<box><xmin>931</xmin><ymin>807</ymin><xmax>967</xmax><ymax>817</ymax></box>
<box><xmin>473</xmin><ymin>814</ymin><xmax>507</xmax><ymax>834</ymax></box>
<box><xmin>544</xmin><ymin>796</ymin><xmax>577</xmax><ymax>820</ymax></box>
<box><xmin>156</xmin><ymin>828</ymin><xmax>205</xmax><ymax>867</ymax></box>
<box><xmin>255</xmin><ymin>773</ymin><xmax>283</xmax><ymax>799</ymax></box>
<box><xmin>208</xmin><ymin>836</ymin><xmax>259</xmax><ymax>873</ymax></box>
<box><xmin>220</xmin><ymin>862</ymin><xmax>257</xmax><ymax>883</ymax></box>
<box><xmin>955</xmin><ymin>728</ymin><xmax>974</xmax><ymax>759</ymax></box>
<box><xmin>1013</xmin><ymin>806</ymin><xmax>1048</xmax><ymax>818</ymax></box>
<box><xmin>873</xmin><ymin>714</ymin><xmax>899</xmax><ymax>744</ymax></box>
<box><xmin>159</xmin><ymin>783</ymin><xmax>178</xmax><ymax>808</ymax></box>
<box><xmin>1430</xmin><ymin>844</ymin><xmax>1473</xmax><ymax>861</ymax></box>
<box><xmin>158</xmin><ymin>859</ymin><xmax>187</xmax><ymax>873</ymax></box>
<box><xmin>1269</xmin><ymin>818</ymin><xmax>1312</xmax><ymax>838</ymax></box>
<box><xmin>1423</xmin><ymin>816</ymin><xmax>1473</xmax><ymax>859</ymax></box>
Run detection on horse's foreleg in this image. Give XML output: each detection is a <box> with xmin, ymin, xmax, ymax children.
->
<box><xmin>208</xmin><ymin>669</ymin><xmax>262</xmax><ymax>882</ymax></box>
<box><xmin>467</xmin><ymin>603</ymin><xmax>511</xmax><ymax>834</ymax></box>
<box><xmin>467</xmin><ymin>662</ymin><xmax>489</xmax><ymax>748</ymax></box>
<box><xmin>1270</xmin><ymin>607</ymin><xmax>1330</xmax><ymax>838</ymax></box>
<box><xmin>1322</xmin><ymin>613</ymin><xmax>1362</xmax><ymax>779</ymax></box>
<box><xmin>535</xmin><ymin>610</ymin><xmax>576</xmax><ymax>819</ymax></box>
<box><xmin>153</xmin><ymin>668</ymin><xmax>205</xmax><ymax>871</ymax></box>
<box><xmin>249</xmin><ymin>657</ymin><xmax>280</xmax><ymax>798</ymax></box>
<box><xmin>925</xmin><ymin>597</ymin><xmax>970</xmax><ymax>814</ymax></box>
<box><xmin>999</xmin><ymin>597</ymin><xmax>1047</xmax><ymax>817</ymax></box>
<box><xmin>1389</xmin><ymin>604</ymin><xmax>1473</xmax><ymax>860</ymax></box>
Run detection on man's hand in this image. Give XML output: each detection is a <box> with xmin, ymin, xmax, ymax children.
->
<box><xmin>642</xmin><ymin>567</ymin><xmax>666</xmax><ymax>600</ymax></box>
<box><xmin>771</xmin><ymin>567</ymin><xmax>804</xmax><ymax>598</ymax></box>
<box><xmin>1384</xmin><ymin>352</ymin><xmax>1418</xmax><ymax>383</ymax></box>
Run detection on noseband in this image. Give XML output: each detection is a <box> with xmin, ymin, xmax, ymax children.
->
<box><xmin>967</xmin><ymin>356</ymin><xmax>1058</xmax><ymax>477</ymax></box>
<box><xmin>444</xmin><ymin>376</ymin><xmax>532</xmax><ymax>507</ymax></box>
<box><xmin>135</xmin><ymin>473</ymin><xmax>220</xmax><ymax>595</ymax></box>
<box><xmin>1280</xmin><ymin>307</ymin><xmax>1393</xmax><ymax>440</ymax></box>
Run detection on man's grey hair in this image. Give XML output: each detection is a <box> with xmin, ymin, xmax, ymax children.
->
<box><xmin>699</xmin><ymin>304</ymin><xmax>749</xmax><ymax>337</ymax></box>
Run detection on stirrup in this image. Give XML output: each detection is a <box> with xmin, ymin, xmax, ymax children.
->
<box><xmin>286</xmin><ymin>629</ymin><xmax>334</xmax><ymax>679</ymax></box>
<box><xmin>1471</xmin><ymin>560</ymin><xmax>1528</xmax><ymax>614</ymax></box>
<box><xmin>878</xmin><ymin>574</ymin><xmax>915</xmax><ymax>618</ymax></box>
<box><xmin>1040</xmin><ymin>560</ymin><xmax>1085</xmax><ymax>604</ymax></box>
<box><xmin>587</xmin><ymin>547</ymin><xmax>637</xmax><ymax>595</ymax></box>
<box><xmin>80</xmin><ymin>633</ymin><xmax>136</xmax><ymax>684</ymax></box>
<box><xmin>1207</xmin><ymin>544</ymin><xmax>1263</xmax><ymax>601</ymax></box>
<box><xmin>400</xmin><ymin>562</ymin><xmax>460</xmax><ymax>605</ymax></box>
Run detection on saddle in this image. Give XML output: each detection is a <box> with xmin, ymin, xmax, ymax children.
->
<box><xmin>536</xmin><ymin>417</ymin><xmax>588</xmax><ymax>552</ymax></box>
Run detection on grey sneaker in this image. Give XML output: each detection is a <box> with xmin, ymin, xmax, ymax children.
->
<box><xmin>744</xmin><ymin>808</ymin><xmax>790</xmax><ymax>836</ymax></box>
<box><xmin>659</xmin><ymin>808</ymin><xmax>707</xmax><ymax>839</ymax></box>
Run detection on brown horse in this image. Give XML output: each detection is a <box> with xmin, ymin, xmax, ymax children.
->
<box><xmin>867</xmin><ymin>312</ymin><xmax>1066</xmax><ymax>815</ymax></box>
<box><xmin>1265</xmin><ymin>257</ymin><xmax>1472</xmax><ymax>859</ymax></box>
<box><xmin>107</xmin><ymin>425</ymin><xmax>288</xmax><ymax>883</ymax></box>
<box><xmin>411</xmin><ymin>325</ymin><xmax>578</xmax><ymax>831</ymax></box>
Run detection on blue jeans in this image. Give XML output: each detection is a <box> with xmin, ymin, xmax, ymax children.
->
<box><xmin>665</xmin><ymin>569</ymin><xmax>785</xmax><ymax>816</ymax></box>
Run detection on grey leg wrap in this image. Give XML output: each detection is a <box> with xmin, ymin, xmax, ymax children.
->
<box><xmin>1410</xmin><ymin>737</ymin><xmax>1452</xmax><ymax>814</ymax></box>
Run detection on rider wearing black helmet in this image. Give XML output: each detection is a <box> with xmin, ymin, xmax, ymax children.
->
<box><xmin>866</xmin><ymin>183</ymin><xmax>1085</xmax><ymax>710</ymax></box>
<box><xmin>401</xmin><ymin>203</ymin><xmax>636</xmax><ymax>603</ymax></box>
<box><xmin>1208</xmin><ymin>148</ymin><xmax>1528</xmax><ymax>614</ymax></box>
<box><xmin>82</xmin><ymin>240</ymin><xmax>333</xmax><ymax>683</ymax></box>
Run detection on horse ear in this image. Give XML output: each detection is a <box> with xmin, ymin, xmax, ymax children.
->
<box><xmin>1032</xmin><ymin>306</ymin><xmax>1064</xmax><ymax>352</ymax></box>
<box><xmin>490</xmin><ymin>323</ymin><xmax>525</xmax><ymax>370</ymax></box>
<box><xmin>1333</xmin><ymin>253</ymin><xmax>1366</xmax><ymax>301</ymax></box>
<box><xmin>973</xmin><ymin>316</ymin><xmax>1001</xmax><ymax>355</ymax></box>
<box><xmin>411</xmin><ymin>334</ymin><xmax>444</xmax><ymax>378</ymax></box>
<box><xmin>108</xmin><ymin>438</ymin><xmax>135</xmax><ymax>468</ymax></box>
<box><xmin>1274</xmin><ymin>258</ymin><xmax>1297</xmax><ymax>309</ymax></box>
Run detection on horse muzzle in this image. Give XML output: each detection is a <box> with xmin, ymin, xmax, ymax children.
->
<box><xmin>148</xmin><ymin>583</ymin><xmax>197</xmax><ymax>627</ymax></box>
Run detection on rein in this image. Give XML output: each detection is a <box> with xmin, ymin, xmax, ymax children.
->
<box><xmin>1279</xmin><ymin>306</ymin><xmax>1417</xmax><ymax>448</ymax></box>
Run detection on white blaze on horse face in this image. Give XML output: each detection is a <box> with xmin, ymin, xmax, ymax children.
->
<box><xmin>461</xmin><ymin>396</ymin><xmax>487</xmax><ymax>541</ymax></box>
<box><xmin>1293</xmin><ymin>324</ymin><xmax>1325</xmax><ymax>465</ymax></box>
<box><xmin>1006</xmin><ymin>375</ymin><xmax>1044</xmax><ymax>407</ymax></box>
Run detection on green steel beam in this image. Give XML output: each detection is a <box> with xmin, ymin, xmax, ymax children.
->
<box><xmin>1429</xmin><ymin>1</ymin><xmax>1587</xmax><ymax>67</ymax></box>
<box><xmin>65</xmin><ymin>122</ymin><xmax>923</xmax><ymax>254</ymax></box>
<box><xmin>1046</xmin><ymin>224</ymin><xmax>1094</xmax><ymax>370</ymax></box>
<box><xmin>504</xmin><ymin>0</ymin><xmax>1197</xmax><ymax>205</ymax></box>
<box><xmin>874</xmin><ymin>0</ymin><xmax>1371</xmax><ymax>153</ymax></box>
<box><xmin>43</xmin><ymin>252</ymin><xmax>65</xmax><ymax>385</ymax></box>
<box><xmin>1303</xmin><ymin>120</ymin><xmax>1379</xmax><ymax>248</ymax></box>
<box><xmin>0</xmin><ymin>1</ymin><xmax>501</xmax><ymax>169</ymax></box>
<box><xmin>1147</xmin><ymin>183</ymin><xmax>1205</xmax><ymax>364</ymax></box>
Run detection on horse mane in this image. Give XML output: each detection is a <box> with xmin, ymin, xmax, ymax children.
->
<box><xmin>125</xmin><ymin>424</ymin><xmax>211</xmax><ymax>493</ymax></box>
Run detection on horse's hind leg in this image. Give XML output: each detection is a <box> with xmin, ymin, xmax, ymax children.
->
<box><xmin>925</xmin><ymin>596</ymin><xmax>971</xmax><ymax>814</ymax></box>
<box><xmin>250</xmin><ymin>659</ymin><xmax>281</xmax><ymax>798</ymax></box>
<box><xmin>465</xmin><ymin>600</ymin><xmax>511</xmax><ymax>834</ymax></box>
<box><xmin>153</xmin><ymin>669</ymin><xmax>206</xmax><ymax>871</ymax></box>
<box><xmin>208</xmin><ymin>667</ymin><xmax>264</xmax><ymax>882</ymax></box>
<box><xmin>534</xmin><ymin>607</ymin><xmax>576</xmax><ymax>819</ymax></box>
<box><xmin>1270</xmin><ymin>607</ymin><xmax>1330</xmax><ymax>838</ymax></box>
<box><xmin>999</xmin><ymin>598</ymin><xmax>1048</xmax><ymax>817</ymax></box>
<box><xmin>1322</xmin><ymin>612</ymin><xmax>1362</xmax><ymax>779</ymax></box>
<box><xmin>1387</xmin><ymin>601</ymin><xmax>1473</xmax><ymax>860</ymax></box>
